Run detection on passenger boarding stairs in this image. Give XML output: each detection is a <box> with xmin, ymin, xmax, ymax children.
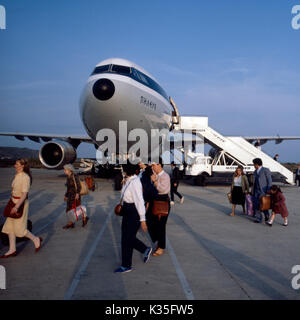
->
<box><xmin>174</xmin><ymin>116</ymin><xmax>294</xmax><ymax>184</ymax></box>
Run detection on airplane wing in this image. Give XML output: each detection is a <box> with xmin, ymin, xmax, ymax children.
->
<box><xmin>0</xmin><ymin>132</ymin><xmax>93</xmax><ymax>147</ymax></box>
<box><xmin>243</xmin><ymin>136</ymin><xmax>300</xmax><ymax>145</ymax></box>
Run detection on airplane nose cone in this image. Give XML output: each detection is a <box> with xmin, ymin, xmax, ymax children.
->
<box><xmin>92</xmin><ymin>78</ymin><xmax>115</xmax><ymax>101</ymax></box>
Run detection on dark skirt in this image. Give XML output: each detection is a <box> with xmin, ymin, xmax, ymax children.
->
<box><xmin>231</xmin><ymin>186</ymin><xmax>245</xmax><ymax>205</ymax></box>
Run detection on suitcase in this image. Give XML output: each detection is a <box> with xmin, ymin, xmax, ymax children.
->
<box><xmin>0</xmin><ymin>219</ymin><xmax>33</xmax><ymax>246</ymax></box>
<box><xmin>67</xmin><ymin>205</ymin><xmax>87</xmax><ymax>223</ymax></box>
<box><xmin>260</xmin><ymin>195</ymin><xmax>271</xmax><ymax>211</ymax></box>
<box><xmin>245</xmin><ymin>194</ymin><xmax>254</xmax><ymax>216</ymax></box>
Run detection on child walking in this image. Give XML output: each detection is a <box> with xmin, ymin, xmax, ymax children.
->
<box><xmin>266</xmin><ymin>185</ymin><xmax>289</xmax><ymax>227</ymax></box>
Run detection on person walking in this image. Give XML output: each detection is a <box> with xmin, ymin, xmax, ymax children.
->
<box><xmin>63</xmin><ymin>164</ymin><xmax>88</xmax><ymax>229</ymax></box>
<box><xmin>114</xmin><ymin>164</ymin><xmax>152</xmax><ymax>273</ymax></box>
<box><xmin>252</xmin><ymin>158</ymin><xmax>272</xmax><ymax>223</ymax></box>
<box><xmin>150</xmin><ymin>160</ymin><xmax>171</xmax><ymax>257</ymax></box>
<box><xmin>140</xmin><ymin>165</ymin><xmax>158</xmax><ymax>244</ymax></box>
<box><xmin>295</xmin><ymin>165</ymin><xmax>300</xmax><ymax>187</ymax></box>
<box><xmin>170</xmin><ymin>161</ymin><xmax>184</xmax><ymax>206</ymax></box>
<box><xmin>1</xmin><ymin>159</ymin><xmax>42</xmax><ymax>258</ymax></box>
<box><xmin>266</xmin><ymin>185</ymin><xmax>289</xmax><ymax>227</ymax></box>
<box><xmin>229</xmin><ymin>166</ymin><xmax>250</xmax><ymax>216</ymax></box>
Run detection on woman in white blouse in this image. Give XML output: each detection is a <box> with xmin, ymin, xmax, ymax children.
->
<box><xmin>1</xmin><ymin>159</ymin><xmax>42</xmax><ymax>258</ymax></box>
<box><xmin>229</xmin><ymin>166</ymin><xmax>249</xmax><ymax>216</ymax></box>
<box><xmin>114</xmin><ymin>164</ymin><xmax>152</xmax><ymax>273</ymax></box>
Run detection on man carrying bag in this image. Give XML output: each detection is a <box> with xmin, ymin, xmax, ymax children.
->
<box><xmin>252</xmin><ymin>158</ymin><xmax>272</xmax><ymax>223</ymax></box>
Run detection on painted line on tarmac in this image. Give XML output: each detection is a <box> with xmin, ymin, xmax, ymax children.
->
<box><xmin>34</xmin><ymin>212</ymin><xmax>65</xmax><ymax>234</ymax></box>
<box><xmin>166</xmin><ymin>237</ymin><xmax>195</xmax><ymax>300</ymax></box>
<box><xmin>64</xmin><ymin>210</ymin><xmax>113</xmax><ymax>300</ymax></box>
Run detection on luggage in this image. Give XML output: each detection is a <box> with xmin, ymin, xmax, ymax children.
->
<box><xmin>84</xmin><ymin>176</ymin><xmax>95</xmax><ymax>191</ymax></box>
<box><xmin>67</xmin><ymin>205</ymin><xmax>87</xmax><ymax>223</ymax></box>
<box><xmin>0</xmin><ymin>219</ymin><xmax>32</xmax><ymax>246</ymax></box>
<box><xmin>245</xmin><ymin>194</ymin><xmax>254</xmax><ymax>216</ymax></box>
<box><xmin>260</xmin><ymin>195</ymin><xmax>271</xmax><ymax>211</ymax></box>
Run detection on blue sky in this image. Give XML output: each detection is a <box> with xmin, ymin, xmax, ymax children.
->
<box><xmin>0</xmin><ymin>0</ymin><xmax>300</xmax><ymax>162</ymax></box>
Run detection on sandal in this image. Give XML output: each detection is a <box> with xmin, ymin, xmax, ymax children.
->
<box><xmin>153</xmin><ymin>248</ymin><xmax>164</xmax><ymax>256</ymax></box>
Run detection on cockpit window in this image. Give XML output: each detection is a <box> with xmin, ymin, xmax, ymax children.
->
<box><xmin>111</xmin><ymin>65</ymin><xmax>131</xmax><ymax>74</ymax></box>
<box><xmin>131</xmin><ymin>68</ymin><xmax>168</xmax><ymax>101</ymax></box>
<box><xmin>91</xmin><ymin>63</ymin><xmax>168</xmax><ymax>101</ymax></box>
<box><xmin>138</xmin><ymin>72</ymin><xmax>149</xmax><ymax>85</ymax></box>
<box><xmin>91</xmin><ymin>64</ymin><xmax>110</xmax><ymax>75</ymax></box>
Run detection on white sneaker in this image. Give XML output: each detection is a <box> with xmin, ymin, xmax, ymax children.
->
<box><xmin>170</xmin><ymin>201</ymin><xmax>174</xmax><ymax>206</ymax></box>
<box><xmin>180</xmin><ymin>197</ymin><xmax>184</xmax><ymax>204</ymax></box>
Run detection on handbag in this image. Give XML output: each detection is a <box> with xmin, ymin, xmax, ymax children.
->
<box><xmin>227</xmin><ymin>192</ymin><xmax>232</xmax><ymax>204</ymax></box>
<box><xmin>114</xmin><ymin>203</ymin><xmax>123</xmax><ymax>216</ymax></box>
<box><xmin>73</xmin><ymin>175</ymin><xmax>89</xmax><ymax>196</ymax></box>
<box><xmin>152</xmin><ymin>200</ymin><xmax>169</xmax><ymax>218</ymax></box>
<box><xmin>260</xmin><ymin>195</ymin><xmax>271</xmax><ymax>211</ymax></box>
<box><xmin>114</xmin><ymin>180</ymin><xmax>132</xmax><ymax>216</ymax></box>
<box><xmin>67</xmin><ymin>202</ymin><xmax>87</xmax><ymax>222</ymax></box>
<box><xmin>3</xmin><ymin>198</ymin><xmax>25</xmax><ymax>219</ymax></box>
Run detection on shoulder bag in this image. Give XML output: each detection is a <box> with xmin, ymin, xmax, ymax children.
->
<box><xmin>73</xmin><ymin>174</ymin><xmax>89</xmax><ymax>196</ymax></box>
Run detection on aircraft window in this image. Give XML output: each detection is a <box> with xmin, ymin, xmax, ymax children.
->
<box><xmin>91</xmin><ymin>65</ymin><xmax>111</xmax><ymax>75</ymax></box>
<box><xmin>131</xmin><ymin>68</ymin><xmax>168</xmax><ymax>101</ymax></box>
<box><xmin>138</xmin><ymin>73</ymin><xmax>149</xmax><ymax>85</ymax></box>
<box><xmin>111</xmin><ymin>65</ymin><xmax>131</xmax><ymax>74</ymax></box>
<box><xmin>132</xmin><ymin>68</ymin><xmax>141</xmax><ymax>81</ymax></box>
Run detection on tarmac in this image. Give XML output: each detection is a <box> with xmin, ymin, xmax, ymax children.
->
<box><xmin>0</xmin><ymin>167</ymin><xmax>299</xmax><ymax>300</ymax></box>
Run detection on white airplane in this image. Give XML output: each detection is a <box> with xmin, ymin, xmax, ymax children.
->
<box><xmin>0</xmin><ymin>57</ymin><xmax>299</xmax><ymax>169</ymax></box>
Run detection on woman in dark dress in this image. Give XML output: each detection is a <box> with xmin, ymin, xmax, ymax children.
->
<box><xmin>229</xmin><ymin>166</ymin><xmax>249</xmax><ymax>216</ymax></box>
<box><xmin>63</xmin><ymin>164</ymin><xmax>88</xmax><ymax>229</ymax></box>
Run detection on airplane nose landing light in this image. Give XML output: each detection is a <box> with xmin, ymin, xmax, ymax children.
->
<box><xmin>92</xmin><ymin>78</ymin><xmax>115</xmax><ymax>101</ymax></box>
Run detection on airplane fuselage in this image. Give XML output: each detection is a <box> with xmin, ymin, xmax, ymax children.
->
<box><xmin>79</xmin><ymin>58</ymin><xmax>173</xmax><ymax>155</ymax></box>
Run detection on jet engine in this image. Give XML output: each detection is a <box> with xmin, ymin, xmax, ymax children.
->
<box><xmin>39</xmin><ymin>141</ymin><xmax>77</xmax><ymax>169</ymax></box>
